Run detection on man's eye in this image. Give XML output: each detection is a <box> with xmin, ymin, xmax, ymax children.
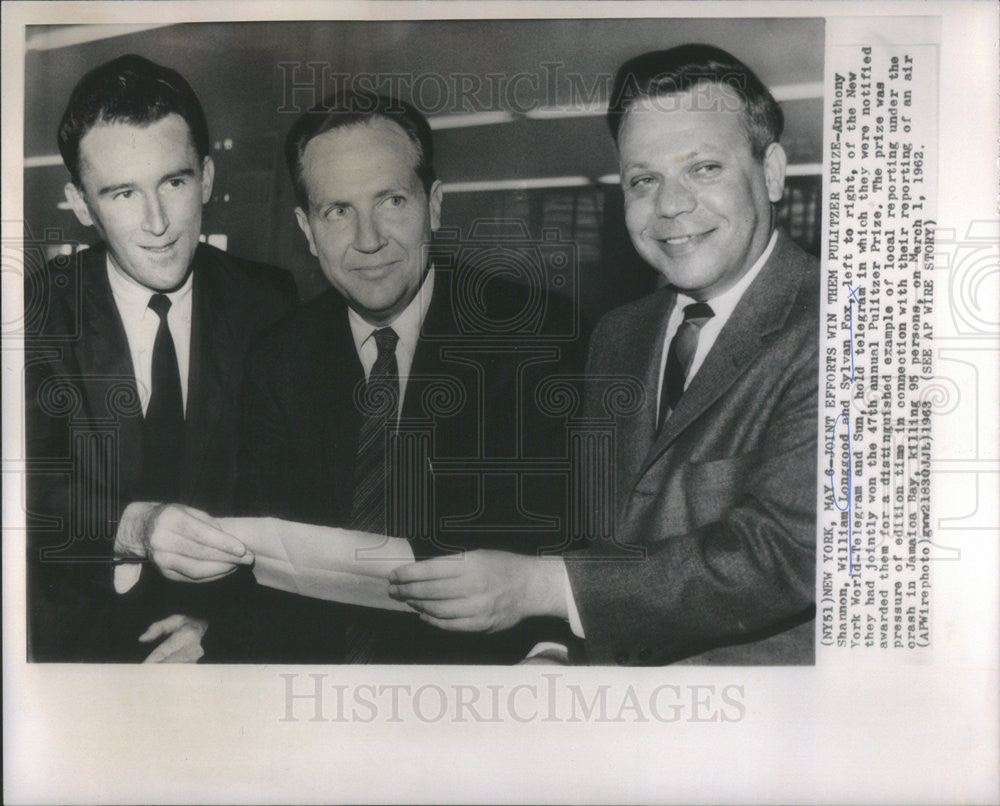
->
<box><xmin>385</xmin><ymin>195</ymin><xmax>406</xmax><ymax>208</ymax></box>
<box><xmin>326</xmin><ymin>206</ymin><xmax>347</xmax><ymax>219</ymax></box>
<box><xmin>692</xmin><ymin>163</ymin><xmax>722</xmax><ymax>178</ymax></box>
<box><xmin>167</xmin><ymin>178</ymin><xmax>186</xmax><ymax>188</ymax></box>
<box><xmin>112</xmin><ymin>190</ymin><xmax>134</xmax><ymax>201</ymax></box>
<box><xmin>627</xmin><ymin>176</ymin><xmax>655</xmax><ymax>190</ymax></box>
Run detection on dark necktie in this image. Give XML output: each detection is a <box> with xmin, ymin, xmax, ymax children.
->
<box><xmin>140</xmin><ymin>293</ymin><xmax>184</xmax><ymax>501</ymax></box>
<box><xmin>346</xmin><ymin>327</ymin><xmax>400</xmax><ymax>662</ymax></box>
<box><xmin>659</xmin><ymin>301</ymin><xmax>715</xmax><ymax>428</ymax></box>
<box><xmin>351</xmin><ymin>327</ymin><xmax>401</xmax><ymax>533</ymax></box>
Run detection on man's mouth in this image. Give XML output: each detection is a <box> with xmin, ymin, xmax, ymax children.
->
<box><xmin>653</xmin><ymin>230</ymin><xmax>713</xmax><ymax>251</ymax></box>
<box><xmin>141</xmin><ymin>239</ymin><xmax>178</xmax><ymax>254</ymax></box>
<box><xmin>352</xmin><ymin>260</ymin><xmax>398</xmax><ymax>274</ymax></box>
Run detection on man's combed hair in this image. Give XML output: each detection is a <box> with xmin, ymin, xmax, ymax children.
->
<box><xmin>607</xmin><ymin>43</ymin><xmax>784</xmax><ymax>160</ymax></box>
<box><xmin>284</xmin><ymin>91</ymin><xmax>436</xmax><ymax>209</ymax></box>
<box><xmin>57</xmin><ymin>53</ymin><xmax>210</xmax><ymax>186</ymax></box>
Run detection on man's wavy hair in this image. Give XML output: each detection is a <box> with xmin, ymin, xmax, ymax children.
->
<box><xmin>58</xmin><ymin>54</ymin><xmax>210</xmax><ymax>186</ymax></box>
<box><xmin>285</xmin><ymin>90</ymin><xmax>436</xmax><ymax>209</ymax></box>
<box><xmin>607</xmin><ymin>43</ymin><xmax>783</xmax><ymax>161</ymax></box>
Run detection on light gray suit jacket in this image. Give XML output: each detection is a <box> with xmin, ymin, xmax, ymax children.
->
<box><xmin>565</xmin><ymin>230</ymin><xmax>819</xmax><ymax>665</ymax></box>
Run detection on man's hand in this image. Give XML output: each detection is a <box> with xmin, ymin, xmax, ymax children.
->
<box><xmin>136</xmin><ymin>504</ymin><xmax>253</xmax><ymax>582</ymax></box>
<box><xmin>139</xmin><ymin>614</ymin><xmax>208</xmax><ymax>663</ymax></box>
<box><xmin>387</xmin><ymin>551</ymin><xmax>567</xmax><ymax>633</ymax></box>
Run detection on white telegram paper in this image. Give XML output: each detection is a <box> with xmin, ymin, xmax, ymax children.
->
<box><xmin>218</xmin><ymin>517</ymin><xmax>415</xmax><ymax>612</ymax></box>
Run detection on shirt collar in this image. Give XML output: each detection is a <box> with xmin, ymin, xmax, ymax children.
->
<box><xmin>348</xmin><ymin>266</ymin><xmax>435</xmax><ymax>354</ymax></box>
<box><xmin>674</xmin><ymin>229</ymin><xmax>778</xmax><ymax>316</ymax></box>
<box><xmin>105</xmin><ymin>252</ymin><xmax>194</xmax><ymax>323</ymax></box>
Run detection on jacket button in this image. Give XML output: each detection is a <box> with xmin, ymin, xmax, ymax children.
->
<box><xmin>614</xmin><ymin>650</ymin><xmax>629</xmax><ymax>665</ymax></box>
<box><xmin>637</xmin><ymin>646</ymin><xmax>651</xmax><ymax>662</ymax></box>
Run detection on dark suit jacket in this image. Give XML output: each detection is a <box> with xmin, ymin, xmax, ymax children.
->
<box><xmin>230</xmin><ymin>266</ymin><xmax>586</xmax><ymax>663</ymax></box>
<box><xmin>565</xmin><ymin>230</ymin><xmax>818</xmax><ymax>665</ymax></box>
<box><xmin>25</xmin><ymin>242</ymin><xmax>297</xmax><ymax>661</ymax></box>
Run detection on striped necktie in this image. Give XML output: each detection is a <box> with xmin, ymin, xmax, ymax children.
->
<box><xmin>659</xmin><ymin>301</ymin><xmax>714</xmax><ymax>428</ymax></box>
<box><xmin>345</xmin><ymin>327</ymin><xmax>400</xmax><ymax>662</ymax></box>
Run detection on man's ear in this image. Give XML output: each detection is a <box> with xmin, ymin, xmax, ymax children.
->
<box><xmin>427</xmin><ymin>180</ymin><xmax>443</xmax><ymax>232</ymax></box>
<box><xmin>294</xmin><ymin>206</ymin><xmax>318</xmax><ymax>257</ymax></box>
<box><xmin>200</xmin><ymin>155</ymin><xmax>215</xmax><ymax>204</ymax></box>
<box><xmin>64</xmin><ymin>182</ymin><xmax>94</xmax><ymax>228</ymax></box>
<box><xmin>763</xmin><ymin>142</ymin><xmax>788</xmax><ymax>204</ymax></box>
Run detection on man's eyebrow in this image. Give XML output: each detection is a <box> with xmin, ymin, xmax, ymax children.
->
<box><xmin>312</xmin><ymin>196</ymin><xmax>351</xmax><ymax>209</ymax></box>
<box><xmin>623</xmin><ymin>146</ymin><xmax>721</xmax><ymax>170</ymax></box>
<box><xmin>96</xmin><ymin>168</ymin><xmax>197</xmax><ymax>197</ymax></box>
<box><xmin>161</xmin><ymin>168</ymin><xmax>197</xmax><ymax>182</ymax></box>
<box><xmin>96</xmin><ymin>181</ymin><xmax>135</xmax><ymax>196</ymax></box>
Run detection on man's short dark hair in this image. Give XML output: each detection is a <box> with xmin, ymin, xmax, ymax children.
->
<box><xmin>58</xmin><ymin>54</ymin><xmax>210</xmax><ymax>186</ymax></box>
<box><xmin>607</xmin><ymin>43</ymin><xmax>783</xmax><ymax>160</ymax></box>
<box><xmin>284</xmin><ymin>91</ymin><xmax>436</xmax><ymax>209</ymax></box>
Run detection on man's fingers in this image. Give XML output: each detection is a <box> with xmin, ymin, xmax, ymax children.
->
<box><xmin>138</xmin><ymin>614</ymin><xmax>185</xmax><ymax>642</ymax></box>
<box><xmin>155</xmin><ymin>533</ymin><xmax>253</xmax><ymax>565</ymax></box>
<box><xmin>150</xmin><ymin>551</ymin><xmax>240</xmax><ymax>581</ymax></box>
<box><xmin>388</xmin><ymin>555</ymin><xmax>468</xmax><ymax>585</ymax></box>
<box><xmin>388</xmin><ymin>577</ymin><xmax>473</xmax><ymax>601</ymax></box>
<box><xmin>178</xmin><ymin>518</ymin><xmax>248</xmax><ymax>558</ymax></box>
<box><xmin>418</xmin><ymin>613</ymin><xmax>487</xmax><ymax>632</ymax></box>
<box><xmin>157</xmin><ymin>506</ymin><xmax>249</xmax><ymax>559</ymax></box>
<box><xmin>142</xmin><ymin>627</ymin><xmax>204</xmax><ymax>663</ymax></box>
<box><xmin>143</xmin><ymin>631</ymin><xmax>183</xmax><ymax>662</ymax></box>
<box><xmin>405</xmin><ymin>595</ymin><xmax>486</xmax><ymax>620</ymax></box>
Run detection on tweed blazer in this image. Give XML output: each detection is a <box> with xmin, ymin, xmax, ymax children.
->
<box><xmin>565</xmin><ymin>230</ymin><xmax>819</xmax><ymax>665</ymax></box>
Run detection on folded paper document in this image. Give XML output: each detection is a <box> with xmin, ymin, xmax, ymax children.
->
<box><xmin>218</xmin><ymin>517</ymin><xmax>415</xmax><ymax>612</ymax></box>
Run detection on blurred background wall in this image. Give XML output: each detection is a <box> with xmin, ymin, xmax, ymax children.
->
<box><xmin>24</xmin><ymin>18</ymin><xmax>824</xmax><ymax>322</ymax></box>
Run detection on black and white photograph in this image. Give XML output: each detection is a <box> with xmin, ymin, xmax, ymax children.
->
<box><xmin>3</xmin><ymin>2</ymin><xmax>997</xmax><ymax>804</ymax></box>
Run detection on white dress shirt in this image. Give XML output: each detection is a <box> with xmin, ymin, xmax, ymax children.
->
<box><xmin>556</xmin><ymin>230</ymin><xmax>779</xmax><ymax>642</ymax></box>
<box><xmin>108</xmin><ymin>255</ymin><xmax>194</xmax><ymax>592</ymax></box>
<box><xmin>347</xmin><ymin>267</ymin><xmax>435</xmax><ymax>418</ymax></box>
<box><xmin>106</xmin><ymin>255</ymin><xmax>194</xmax><ymax>415</ymax></box>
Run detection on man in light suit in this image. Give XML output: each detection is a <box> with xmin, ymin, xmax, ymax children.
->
<box><xmin>25</xmin><ymin>55</ymin><xmax>298</xmax><ymax>662</ymax></box>
<box><xmin>389</xmin><ymin>44</ymin><xmax>818</xmax><ymax>665</ymax></box>
<box><xmin>221</xmin><ymin>91</ymin><xmax>585</xmax><ymax>663</ymax></box>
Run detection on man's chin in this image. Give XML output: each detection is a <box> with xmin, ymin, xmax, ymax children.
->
<box><xmin>135</xmin><ymin>260</ymin><xmax>194</xmax><ymax>293</ymax></box>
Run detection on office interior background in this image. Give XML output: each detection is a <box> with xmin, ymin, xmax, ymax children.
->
<box><xmin>24</xmin><ymin>18</ymin><xmax>824</xmax><ymax>323</ymax></box>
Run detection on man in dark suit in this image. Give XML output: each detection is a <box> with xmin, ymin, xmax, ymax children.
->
<box><xmin>25</xmin><ymin>55</ymin><xmax>297</xmax><ymax>662</ymax></box>
<box><xmin>227</xmin><ymin>91</ymin><xmax>584</xmax><ymax>663</ymax></box>
<box><xmin>390</xmin><ymin>44</ymin><xmax>818</xmax><ymax>665</ymax></box>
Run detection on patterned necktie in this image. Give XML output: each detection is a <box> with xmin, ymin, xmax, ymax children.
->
<box><xmin>351</xmin><ymin>327</ymin><xmax>400</xmax><ymax>533</ymax></box>
<box><xmin>659</xmin><ymin>301</ymin><xmax>715</xmax><ymax>428</ymax></box>
<box><xmin>345</xmin><ymin>327</ymin><xmax>399</xmax><ymax>663</ymax></box>
<box><xmin>140</xmin><ymin>293</ymin><xmax>184</xmax><ymax>501</ymax></box>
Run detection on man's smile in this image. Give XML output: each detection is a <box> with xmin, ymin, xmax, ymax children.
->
<box><xmin>351</xmin><ymin>259</ymin><xmax>400</xmax><ymax>276</ymax></box>
<box><xmin>651</xmin><ymin>229</ymin><xmax>715</xmax><ymax>254</ymax></box>
<box><xmin>140</xmin><ymin>238</ymin><xmax>179</xmax><ymax>254</ymax></box>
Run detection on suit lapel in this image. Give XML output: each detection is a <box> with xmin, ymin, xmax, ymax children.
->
<box><xmin>182</xmin><ymin>248</ymin><xmax>236</xmax><ymax>499</ymax></box>
<box><xmin>405</xmin><ymin>271</ymin><xmax>452</xmax><ymax>421</ymax></box>
<box><xmin>73</xmin><ymin>246</ymin><xmax>144</xmax><ymax>497</ymax></box>
<box><xmin>315</xmin><ymin>291</ymin><xmax>366</xmax><ymax>457</ymax></box>
<box><xmin>614</xmin><ymin>289</ymin><xmax>673</xmax><ymax>516</ymax></box>
<box><xmin>636</xmin><ymin>231</ymin><xmax>807</xmax><ymax>482</ymax></box>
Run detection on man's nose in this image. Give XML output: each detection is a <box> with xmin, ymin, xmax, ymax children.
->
<box><xmin>654</xmin><ymin>177</ymin><xmax>697</xmax><ymax>218</ymax></box>
<box><xmin>141</xmin><ymin>193</ymin><xmax>170</xmax><ymax>236</ymax></box>
<box><xmin>353</xmin><ymin>210</ymin><xmax>386</xmax><ymax>254</ymax></box>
